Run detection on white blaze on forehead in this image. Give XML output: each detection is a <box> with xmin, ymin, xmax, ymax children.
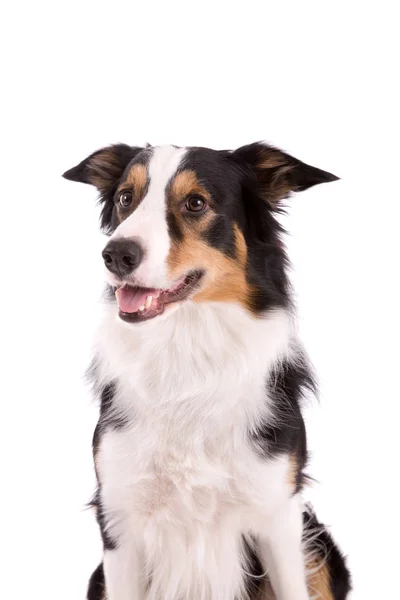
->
<box><xmin>111</xmin><ymin>145</ymin><xmax>187</xmax><ymax>287</ymax></box>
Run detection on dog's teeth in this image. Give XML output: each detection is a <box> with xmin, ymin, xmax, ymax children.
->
<box><xmin>115</xmin><ymin>289</ymin><xmax>121</xmax><ymax>307</ymax></box>
<box><xmin>145</xmin><ymin>295</ymin><xmax>153</xmax><ymax>309</ymax></box>
<box><xmin>139</xmin><ymin>305</ymin><xmax>145</xmax><ymax>312</ymax></box>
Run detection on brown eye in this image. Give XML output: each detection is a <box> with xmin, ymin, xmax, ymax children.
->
<box><xmin>119</xmin><ymin>191</ymin><xmax>133</xmax><ymax>208</ymax></box>
<box><xmin>185</xmin><ymin>196</ymin><xmax>207</xmax><ymax>213</ymax></box>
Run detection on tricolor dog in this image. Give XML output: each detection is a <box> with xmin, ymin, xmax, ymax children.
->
<box><xmin>63</xmin><ymin>141</ymin><xmax>351</xmax><ymax>600</ymax></box>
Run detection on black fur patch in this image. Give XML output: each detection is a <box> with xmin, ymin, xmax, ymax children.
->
<box><xmin>250</xmin><ymin>353</ymin><xmax>316</xmax><ymax>492</ymax></box>
<box><xmin>202</xmin><ymin>214</ymin><xmax>237</xmax><ymax>258</ymax></box>
<box><xmin>166</xmin><ymin>210</ymin><xmax>184</xmax><ymax>242</ymax></box>
<box><xmin>303</xmin><ymin>508</ymin><xmax>352</xmax><ymax>599</ymax></box>
<box><xmin>92</xmin><ymin>381</ymin><xmax>127</xmax><ymax>458</ymax></box>
<box><xmin>87</xmin><ymin>563</ymin><xmax>105</xmax><ymax>600</ymax></box>
<box><xmin>87</xmin><ymin>366</ymin><xmax>127</xmax><ymax>553</ymax></box>
<box><xmin>101</xmin><ymin>381</ymin><xmax>127</xmax><ymax>428</ymax></box>
<box><xmin>99</xmin><ymin>381</ymin><xmax>116</xmax><ymax>413</ymax></box>
<box><xmin>239</xmin><ymin>170</ymin><xmax>291</xmax><ymax>313</ymax></box>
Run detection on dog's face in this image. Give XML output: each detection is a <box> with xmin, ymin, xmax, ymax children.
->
<box><xmin>64</xmin><ymin>142</ymin><xmax>337</xmax><ymax>324</ymax></box>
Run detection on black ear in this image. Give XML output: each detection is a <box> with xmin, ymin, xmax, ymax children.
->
<box><xmin>63</xmin><ymin>144</ymin><xmax>143</xmax><ymax>193</ymax></box>
<box><xmin>234</xmin><ymin>142</ymin><xmax>339</xmax><ymax>207</ymax></box>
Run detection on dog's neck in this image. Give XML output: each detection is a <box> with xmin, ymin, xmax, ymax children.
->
<box><xmin>93</xmin><ymin>301</ymin><xmax>293</xmax><ymax>428</ymax></box>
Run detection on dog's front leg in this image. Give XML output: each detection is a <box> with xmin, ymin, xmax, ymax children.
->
<box><xmin>103</xmin><ymin>542</ymin><xmax>146</xmax><ymax>600</ymax></box>
<box><xmin>257</xmin><ymin>495</ymin><xmax>309</xmax><ymax>600</ymax></box>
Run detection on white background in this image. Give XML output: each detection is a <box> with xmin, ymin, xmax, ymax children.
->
<box><xmin>1</xmin><ymin>2</ymin><xmax>399</xmax><ymax>599</ymax></box>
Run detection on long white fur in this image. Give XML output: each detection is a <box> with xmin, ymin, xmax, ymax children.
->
<box><xmin>94</xmin><ymin>146</ymin><xmax>312</xmax><ymax>600</ymax></box>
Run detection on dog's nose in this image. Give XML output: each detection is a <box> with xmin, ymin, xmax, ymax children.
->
<box><xmin>102</xmin><ymin>239</ymin><xmax>144</xmax><ymax>277</ymax></box>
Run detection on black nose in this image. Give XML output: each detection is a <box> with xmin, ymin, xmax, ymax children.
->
<box><xmin>102</xmin><ymin>239</ymin><xmax>144</xmax><ymax>277</ymax></box>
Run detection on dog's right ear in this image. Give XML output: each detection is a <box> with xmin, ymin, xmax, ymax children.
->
<box><xmin>63</xmin><ymin>144</ymin><xmax>143</xmax><ymax>193</ymax></box>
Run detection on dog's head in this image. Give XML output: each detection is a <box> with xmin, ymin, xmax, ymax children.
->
<box><xmin>63</xmin><ymin>143</ymin><xmax>338</xmax><ymax>324</ymax></box>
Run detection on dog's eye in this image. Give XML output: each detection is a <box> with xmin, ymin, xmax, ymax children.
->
<box><xmin>119</xmin><ymin>191</ymin><xmax>133</xmax><ymax>208</ymax></box>
<box><xmin>185</xmin><ymin>196</ymin><xmax>207</xmax><ymax>213</ymax></box>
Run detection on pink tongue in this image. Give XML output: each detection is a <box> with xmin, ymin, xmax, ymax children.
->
<box><xmin>116</xmin><ymin>285</ymin><xmax>157</xmax><ymax>313</ymax></box>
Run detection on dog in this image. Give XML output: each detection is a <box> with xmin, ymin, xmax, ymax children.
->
<box><xmin>63</xmin><ymin>141</ymin><xmax>351</xmax><ymax>600</ymax></box>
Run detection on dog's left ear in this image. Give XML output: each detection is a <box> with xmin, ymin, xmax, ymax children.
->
<box><xmin>63</xmin><ymin>144</ymin><xmax>143</xmax><ymax>194</ymax></box>
<box><xmin>233</xmin><ymin>142</ymin><xmax>339</xmax><ymax>207</ymax></box>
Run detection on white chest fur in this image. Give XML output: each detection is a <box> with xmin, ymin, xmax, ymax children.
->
<box><xmin>95</xmin><ymin>302</ymin><xmax>294</xmax><ymax>600</ymax></box>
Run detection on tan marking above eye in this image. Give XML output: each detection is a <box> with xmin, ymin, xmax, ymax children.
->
<box><xmin>125</xmin><ymin>163</ymin><xmax>148</xmax><ymax>192</ymax></box>
<box><xmin>170</xmin><ymin>169</ymin><xmax>212</xmax><ymax>206</ymax></box>
<box><xmin>116</xmin><ymin>163</ymin><xmax>149</xmax><ymax>220</ymax></box>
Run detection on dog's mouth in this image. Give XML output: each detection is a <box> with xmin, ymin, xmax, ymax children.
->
<box><xmin>115</xmin><ymin>270</ymin><xmax>204</xmax><ymax>323</ymax></box>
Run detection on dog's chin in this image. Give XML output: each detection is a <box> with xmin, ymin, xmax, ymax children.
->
<box><xmin>113</xmin><ymin>270</ymin><xmax>204</xmax><ymax>324</ymax></box>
